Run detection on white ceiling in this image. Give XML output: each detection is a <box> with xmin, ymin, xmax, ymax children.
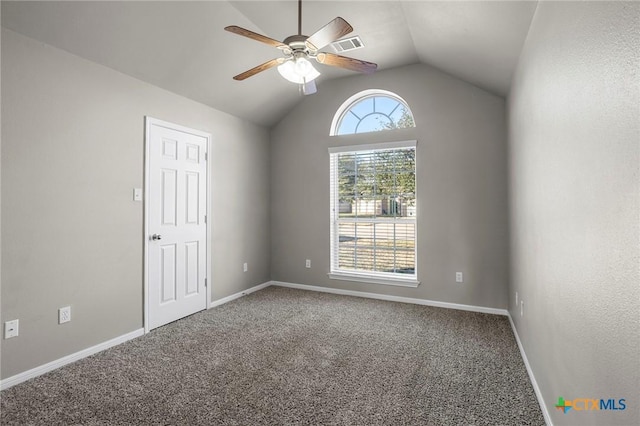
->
<box><xmin>1</xmin><ymin>1</ymin><xmax>538</xmax><ymax>127</ymax></box>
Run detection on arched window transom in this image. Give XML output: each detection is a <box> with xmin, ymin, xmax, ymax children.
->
<box><xmin>331</xmin><ymin>90</ymin><xmax>415</xmax><ymax>136</ymax></box>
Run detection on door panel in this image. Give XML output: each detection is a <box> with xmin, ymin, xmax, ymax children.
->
<box><xmin>161</xmin><ymin>169</ymin><xmax>177</xmax><ymax>225</ymax></box>
<box><xmin>185</xmin><ymin>241</ymin><xmax>199</xmax><ymax>296</ymax></box>
<box><xmin>160</xmin><ymin>244</ymin><xmax>177</xmax><ymax>303</ymax></box>
<box><xmin>185</xmin><ymin>172</ymin><xmax>200</xmax><ymax>224</ymax></box>
<box><xmin>148</xmin><ymin>120</ymin><xmax>208</xmax><ymax>330</ymax></box>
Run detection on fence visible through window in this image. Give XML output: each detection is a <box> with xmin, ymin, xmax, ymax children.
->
<box><xmin>329</xmin><ymin>142</ymin><xmax>417</xmax><ymax>280</ymax></box>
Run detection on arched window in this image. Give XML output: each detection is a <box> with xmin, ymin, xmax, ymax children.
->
<box><xmin>330</xmin><ymin>89</ymin><xmax>415</xmax><ymax>136</ymax></box>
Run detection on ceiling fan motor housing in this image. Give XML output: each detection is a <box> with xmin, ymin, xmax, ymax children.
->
<box><xmin>283</xmin><ymin>35</ymin><xmax>312</xmax><ymax>52</ymax></box>
<box><xmin>224</xmin><ymin>5</ymin><xmax>377</xmax><ymax>82</ymax></box>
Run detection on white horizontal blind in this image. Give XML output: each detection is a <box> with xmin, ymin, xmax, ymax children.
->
<box><xmin>330</xmin><ymin>142</ymin><xmax>416</xmax><ymax>279</ymax></box>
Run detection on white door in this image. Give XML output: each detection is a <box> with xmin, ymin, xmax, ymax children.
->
<box><xmin>146</xmin><ymin>118</ymin><xmax>208</xmax><ymax>330</ymax></box>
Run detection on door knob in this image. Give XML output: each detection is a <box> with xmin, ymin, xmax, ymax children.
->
<box><xmin>151</xmin><ymin>234</ymin><xmax>162</xmax><ymax>241</ymax></box>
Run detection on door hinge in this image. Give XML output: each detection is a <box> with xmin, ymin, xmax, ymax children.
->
<box><xmin>204</xmin><ymin>215</ymin><xmax>207</xmax><ymax>223</ymax></box>
<box><xmin>205</xmin><ymin>152</ymin><xmax>208</xmax><ymax>161</ymax></box>
<box><xmin>204</xmin><ymin>278</ymin><xmax>207</xmax><ymax>287</ymax></box>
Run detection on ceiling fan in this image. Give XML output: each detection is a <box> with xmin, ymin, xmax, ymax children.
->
<box><xmin>225</xmin><ymin>0</ymin><xmax>377</xmax><ymax>95</ymax></box>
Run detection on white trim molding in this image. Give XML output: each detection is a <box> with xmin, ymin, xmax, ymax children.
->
<box><xmin>328</xmin><ymin>141</ymin><xmax>418</xmax><ymax>285</ymax></box>
<box><xmin>328</xmin><ymin>272</ymin><xmax>419</xmax><ymax>288</ymax></box>
<box><xmin>0</xmin><ymin>280</ymin><xmax>271</xmax><ymax>391</ymax></box>
<box><xmin>507</xmin><ymin>314</ymin><xmax>553</xmax><ymax>426</ymax></box>
<box><xmin>1</xmin><ymin>277</ymin><xmax>547</xmax><ymax>426</ymax></box>
<box><xmin>271</xmin><ymin>281</ymin><xmax>508</xmax><ymax>316</ymax></box>
<box><xmin>0</xmin><ymin>328</ymin><xmax>144</xmax><ymax>391</ymax></box>
<box><xmin>328</xmin><ymin>139</ymin><xmax>417</xmax><ymax>154</ymax></box>
<box><xmin>209</xmin><ymin>281</ymin><xmax>272</xmax><ymax>309</ymax></box>
<box><xmin>270</xmin><ymin>281</ymin><xmax>549</xmax><ymax>421</ymax></box>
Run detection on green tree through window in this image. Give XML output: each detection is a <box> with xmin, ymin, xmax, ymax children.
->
<box><xmin>330</xmin><ymin>143</ymin><xmax>417</xmax><ymax>280</ymax></box>
<box><xmin>333</xmin><ymin>92</ymin><xmax>415</xmax><ymax>135</ymax></box>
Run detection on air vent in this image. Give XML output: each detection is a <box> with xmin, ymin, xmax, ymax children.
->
<box><xmin>330</xmin><ymin>36</ymin><xmax>364</xmax><ymax>53</ymax></box>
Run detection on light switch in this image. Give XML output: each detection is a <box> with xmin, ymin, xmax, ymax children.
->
<box><xmin>133</xmin><ymin>188</ymin><xmax>143</xmax><ymax>201</ymax></box>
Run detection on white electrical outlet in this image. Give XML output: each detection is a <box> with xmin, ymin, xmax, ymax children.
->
<box><xmin>243</xmin><ymin>263</ymin><xmax>248</xmax><ymax>272</ymax></box>
<box><xmin>455</xmin><ymin>272</ymin><xmax>463</xmax><ymax>283</ymax></box>
<box><xmin>4</xmin><ymin>320</ymin><xmax>19</xmax><ymax>339</ymax></box>
<box><xmin>133</xmin><ymin>188</ymin><xmax>143</xmax><ymax>201</ymax></box>
<box><xmin>305</xmin><ymin>259</ymin><xmax>311</xmax><ymax>268</ymax></box>
<box><xmin>59</xmin><ymin>306</ymin><xmax>71</xmax><ymax>324</ymax></box>
<box><xmin>520</xmin><ymin>300</ymin><xmax>524</xmax><ymax>317</ymax></box>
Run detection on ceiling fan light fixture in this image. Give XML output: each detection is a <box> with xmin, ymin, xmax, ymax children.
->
<box><xmin>277</xmin><ymin>57</ymin><xmax>320</xmax><ymax>84</ymax></box>
<box><xmin>225</xmin><ymin>0</ymin><xmax>377</xmax><ymax>84</ymax></box>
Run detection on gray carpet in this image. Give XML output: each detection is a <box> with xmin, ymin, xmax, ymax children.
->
<box><xmin>1</xmin><ymin>286</ymin><xmax>544</xmax><ymax>425</ymax></box>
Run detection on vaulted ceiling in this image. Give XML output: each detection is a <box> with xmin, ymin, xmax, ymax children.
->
<box><xmin>1</xmin><ymin>1</ymin><xmax>538</xmax><ymax>127</ymax></box>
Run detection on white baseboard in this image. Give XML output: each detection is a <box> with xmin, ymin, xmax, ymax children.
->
<box><xmin>0</xmin><ymin>328</ymin><xmax>144</xmax><ymax>391</ymax></box>
<box><xmin>507</xmin><ymin>314</ymin><xmax>553</xmax><ymax>426</ymax></box>
<box><xmin>271</xmin><ymin>281</ymin><xmax>549</xmax><ymax>422</ymax></box>
<box><xmin>271</xmin><ymin>281</ymin><xmax>509</xmax><ymax>316</ymax></box>
<box><xmin>209</xmin><ymin>281</ymin><xmax>272</xmax><ymax>308</ymax></box>
<box><xmin>0</xmin><ymin>281</ymin><xmax>271</xmax><ymax>391</ymax></box>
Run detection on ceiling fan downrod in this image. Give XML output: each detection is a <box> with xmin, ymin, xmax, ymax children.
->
<box><xmin>224</xmin><ymin>0</ymin><xmax>377</xmax><ymax>83</ymax></box>
<box><xmin>298</xmin><ymin>0</ymin><xmax>302</xmax><ymax>36</ymax></box>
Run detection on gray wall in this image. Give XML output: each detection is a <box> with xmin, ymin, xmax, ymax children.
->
<box><xmin>270</xmin><ymin>63</ymin><xmax>509</xmax><ymax>309</ymax></box>
<box><xmin>508</xmin><ymin>2</ymin><xmax>639</xmax><ymax>425</ymax></box>
<box><xmin>1</xmin><ymin>29</ymin><xmax>271</xmax><ymax>379</ymax></box>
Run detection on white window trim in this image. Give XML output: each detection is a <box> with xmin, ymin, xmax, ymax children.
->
<box><xmin>328</xmin><ymin>272</ymin><xmax>419</xmax><ymax>288</ymax></box>
<box><xmin>329</xmin><ymin>140</ymin><xmax>416</xmax><ymax>154</ymax></box>
<box><xmin>329</xmin><ymin>140</ymin><xmax>418</xmax><ymax>287</ymax></box>
<box><xmin>329</xmin><ymin>89</ymin><xmax>415</xmax><ymax>136</ymax></box>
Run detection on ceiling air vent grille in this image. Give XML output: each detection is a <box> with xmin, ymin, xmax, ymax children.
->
<box><xmin>330</xmin><ymin>36</ymin><xmax>364</xmax><ymax>53</ymax></box>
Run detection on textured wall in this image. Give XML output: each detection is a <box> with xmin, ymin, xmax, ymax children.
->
<box><xmin>271</xmin><ymin>63</ymin><xmax>509</xmax><ymax>309</ymax></box>
<box><xmin>508</xmin><ymin>2</ymin><xmax>640</xmax><ymax>425</ymax></box>
<box><xmin>1</xmin><ymin>29</ymin><xmax>270</xmax><ymax>379</ymax></box>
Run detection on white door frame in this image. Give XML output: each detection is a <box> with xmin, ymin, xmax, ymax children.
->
<box><xmin>143</xmin><ymin>116</ymin><xmax>212</xmax><ymax>334</ymax></box>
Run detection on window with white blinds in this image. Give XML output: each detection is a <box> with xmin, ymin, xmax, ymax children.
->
<box><xmin>329</xmin><ymin>141</ymin><xmax>418</xmax><ymax>286</ymax></box>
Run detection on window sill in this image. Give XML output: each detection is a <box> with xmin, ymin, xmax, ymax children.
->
<box><xmin>328</xmin><ymin>272</ymin><xmax>420</xmax><ymax>288</ymax></box>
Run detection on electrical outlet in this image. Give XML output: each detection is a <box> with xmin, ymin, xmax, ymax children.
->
<box><xmin>305</xmin><ymin>259</ymin><xmax>311</xmax><ymax>268</ymax></box>
<box><xmin>243</xmin><ymin>263</ymin><xmax>248</xmax><ymax>273</ymax></box>
<box><xmin>59</xmin><ymin>306</ymin><xmax>71</xmax><ymax>324</ymax></box>
<box><xmin>455</xmin><ymin>272</ymin><xmax>463</xmax><ymax>283</ymax></box>
<box><xmin>4</xmin><ymin>320</ymin><xmax>19</xmax><ymax>339</ymax></box>
<box><xmin>520</xmin><ymin>300</ymin><xmax>524</xmax><ymax>317</ymax></box>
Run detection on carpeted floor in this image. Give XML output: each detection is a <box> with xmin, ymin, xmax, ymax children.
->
<box><xmin>0</xmin><ymin>286</ymin><xmax>544</xmax><ymax>425</ymax></box>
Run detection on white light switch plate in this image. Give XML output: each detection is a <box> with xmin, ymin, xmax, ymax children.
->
<box><xmin>133</xmin><ymin>188</ymin><xmax>143</xmax><ymax>201</ymax></box>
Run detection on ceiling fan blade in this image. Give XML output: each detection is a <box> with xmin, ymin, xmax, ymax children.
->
<box><xmin>233</xmin><ymin>58</ymin><xmax>284</xmax><ymax>81</ymax></box>
<box><xmin>302</xmin><ymin>79</ymin><xmax>317</xmax><ymax>95</ymax></box>
<box><xmin>225</xmin><ymin>25</ymin><xmax>287</xmax><ymax>49</ymax></box>
<box><xmin>305</xmin><ymin>17</ymin><xmax>353</xmax><ymax>51</ymax></box>
<box><xmin>316</xmin><ymin>52</ymin><xmax>377</xmax><ymax>74</ymax></box>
